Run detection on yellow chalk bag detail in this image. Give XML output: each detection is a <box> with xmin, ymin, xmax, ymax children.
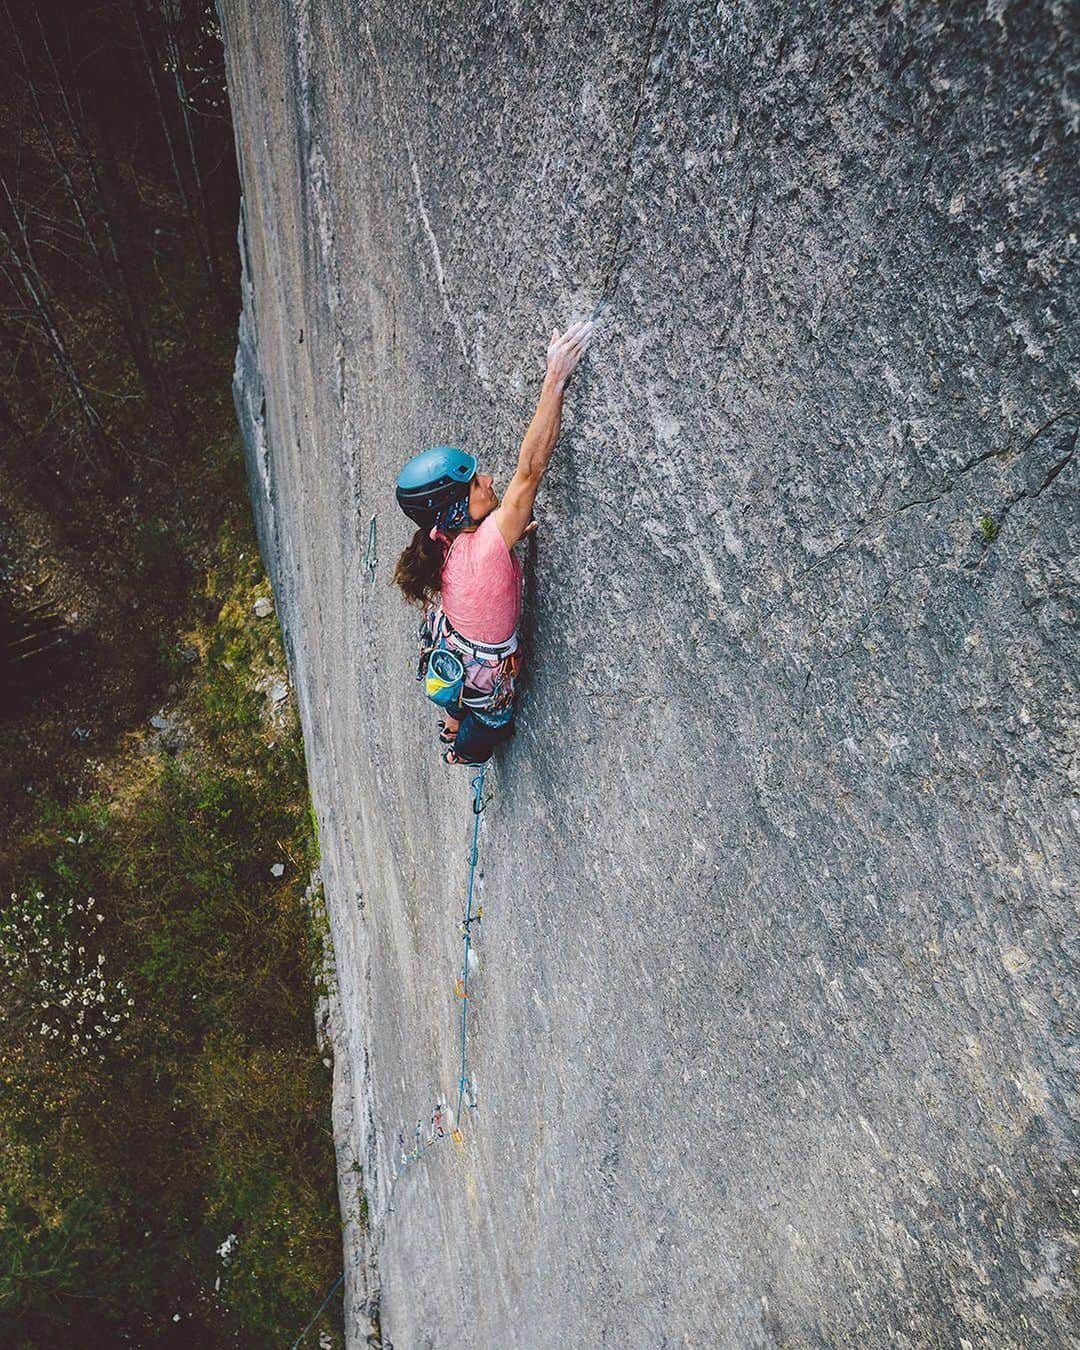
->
<box><xmin>425</xmin><ymin>647</ymin><xmax>464</xmax><ymax>708</ymax></box>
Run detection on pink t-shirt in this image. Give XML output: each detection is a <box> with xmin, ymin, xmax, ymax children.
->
<box><xmin>440</xmin><ymin>515</ymin><xmax>523</xmax><ymax>644</ymax></box>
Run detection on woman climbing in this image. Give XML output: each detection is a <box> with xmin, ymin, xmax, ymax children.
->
<box><xmin>392</xmin><ymin>318</ymin><xmax>594</xmax><ymax>765</ymax></box>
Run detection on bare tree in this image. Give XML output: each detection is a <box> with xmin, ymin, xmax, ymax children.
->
<box><xmin>0</xmin><ymin>174</ymin><xmax>114</xmax><ymax>476</ymax></box>
<box><xmin>26</xmin><ymin>5</ymin><xmax>191</xmax><ymax>446</ymax></box>
<box><xmin>130</xmin><ymin>0</ymin><xmax>217</xmax><ymax>296</ymax></box>
<box><xmin>160</xmin><ymin>0</ymin><xmax>220</xmax><ymax>292</ymax></box>
<box><xmin>5</xmin><ymin>6</ymin><xmax>172</xmax><ymax>440</ymax></box>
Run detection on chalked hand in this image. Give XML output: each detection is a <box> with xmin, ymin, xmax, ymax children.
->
<box><xmin>546</xmin><ymin>319</ymin><xmax>594</xmax><ymax>390</ymax></box>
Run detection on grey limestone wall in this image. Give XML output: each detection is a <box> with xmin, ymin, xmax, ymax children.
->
<box><xmin>218</xmin><ymin>1</ymin><xmax>1077</xmax><ymax>1344</ymax></box>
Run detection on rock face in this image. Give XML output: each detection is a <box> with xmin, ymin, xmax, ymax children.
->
<box><xmin>217</xmin><ymin>2</ymin><xmax>1077</xmax><ymax>1344</ymax></box>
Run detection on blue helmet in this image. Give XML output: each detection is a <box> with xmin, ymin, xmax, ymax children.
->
<box><xmin>396</xmin><ymin>445</ymin><xmax>477</xmax><ymax>529</ymax></box>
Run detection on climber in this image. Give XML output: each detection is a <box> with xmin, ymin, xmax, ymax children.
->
<box><xmin>392</xmin><ymin>318</ymin><xmax>594</xmax><ymax>765</ymax></box>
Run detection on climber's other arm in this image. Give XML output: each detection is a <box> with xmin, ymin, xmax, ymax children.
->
<box><xmin>493</xmin><ymin>319</ymin><xmax>594</xmax><ymax>549</ymax></box>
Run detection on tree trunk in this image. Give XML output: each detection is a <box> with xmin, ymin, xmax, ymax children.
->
<box><xmin>130</xmin><ymin>0</ymin><xmax>216</xmax><ymax>296</ymax></box>
<box><xmin>0</xmin><ymin>178</ymin><xmax>115</xmax><ymax>478</ymax></box>
<box><xmin>160</xmin><ymin>0</ymin><xmax>221</xmax><ymax>300</ymax></box>
<box><xmin>77</xmin><ymin>79</ymin><xmax>189</xmax><ymax>451</ymax></box>
<box><xmin>25</xmin><ymin>5</ymin><xmax>186</xmax><ymax>450</ymax></box>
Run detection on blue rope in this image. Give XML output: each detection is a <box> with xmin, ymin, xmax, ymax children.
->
<box><xmin>374</xmin><ymin>761</ymin><xmax>490</xmax><ymax>1232</ymax></box>
<box><xmin>455</xmin><ymin>765</ymin><xmax>486</xmax><ymax>1122</ymax></box>
<box><xmin>290</xmin><ymin>1269</ymin><xmax>345</xmax><ymax>1349</ymax></box>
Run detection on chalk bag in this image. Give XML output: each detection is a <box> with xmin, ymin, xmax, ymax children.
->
<box><xmin>425</xmin><ymin>646</ymin><xmax>464</xmax><ymax>708</ymax></box>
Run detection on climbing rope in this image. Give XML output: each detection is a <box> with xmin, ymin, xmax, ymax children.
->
<box><xmin>374</xmin><ymin>762</ymin><xmax>489</xmax><ymax>1225</ymax></box>
<box><xmin>290</xmin><ymin>766</ymin><xmax>487</xmax><ymax>1343</ymax></box>
<box><xmin>290</xmin><ymin>1269</ymin><xmax>345</xmax><ymax>1349</ymax></box>
<box><xmin>455</xmin><ymin>765</ymin><xmax>486</xmax><ymax>1123</ymax></box>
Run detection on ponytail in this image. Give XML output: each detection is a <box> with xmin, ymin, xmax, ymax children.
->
<box><xmin>392</xmin><ymin>527</ymin><xmax>447</xmax><ymax>607</ymax></box>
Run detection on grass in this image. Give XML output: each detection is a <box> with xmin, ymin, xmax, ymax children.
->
<box><xmin>0</xmin><ymin>508</ymin><xmax>344</xmax><ymax>1348</ymax></box>
<box><xmin>0</xmin><ymin>24</ymin><xmax>343</xmax><ymax>1342</ymax></box>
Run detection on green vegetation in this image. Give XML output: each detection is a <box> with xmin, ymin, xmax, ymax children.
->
<box><xmin>0</xmin><ymin>5</ymin><xmax>344</xmax><ymax>1343</ymax></box>
<box><xmin>1</xmin><ymin>516</ymin><xmax>343</xmax><ymax>1347</ymax></box>
<box><xmin>979</xmin><ymin>514</ymin><xmax>1000</xmax><ymax>543</ymax></box>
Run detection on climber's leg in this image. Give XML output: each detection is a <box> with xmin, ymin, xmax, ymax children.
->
<box><xmin>438</xmin><ymin>696</ymin><xmax>466</xmax><ymax>744</ymax></box>
<box><xmin>451</xmin><ymin>707</ymin><xmax>515</xmax><ymax>764</ymax></box>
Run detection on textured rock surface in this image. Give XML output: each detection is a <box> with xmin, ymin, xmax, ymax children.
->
<box><xmin>218</xmin><ymin>2</ymin><xmax>1077</xmax><ymax>1344</ymax></box>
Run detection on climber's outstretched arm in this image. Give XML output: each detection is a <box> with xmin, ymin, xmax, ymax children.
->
<box><xmin>493</xmin><ymin>319</ymin><xmax>594</xmax><ymax>549</ymax></box>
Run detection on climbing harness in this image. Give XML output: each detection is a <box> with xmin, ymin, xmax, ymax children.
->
<box><xmin>444</xmin><ymin>619</ymin><xmax>518</xmax><ymax>661</ymax></box>
<box><xmin>417</xmin><ymin>604</ymin><xmax>519</xmax><ymax>718</ymax></box>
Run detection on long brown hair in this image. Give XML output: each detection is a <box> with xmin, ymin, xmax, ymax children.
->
<box><xmin>392</xmin><ymin>527</ymin><xmax>449</xmax><ymax>607</ymax></box>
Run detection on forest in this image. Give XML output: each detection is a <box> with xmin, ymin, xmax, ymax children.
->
<box><xmin>1</xmin><ymin>1</ymin><xmax>343</xmax><ymax>1344</ymax></box>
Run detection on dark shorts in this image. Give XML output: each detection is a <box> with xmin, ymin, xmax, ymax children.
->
<box><xmin>446</xmin><ymin>697</ymin><xmax>515</xmax><ymax>764</ymax></box>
